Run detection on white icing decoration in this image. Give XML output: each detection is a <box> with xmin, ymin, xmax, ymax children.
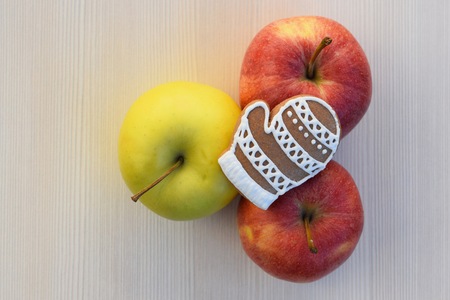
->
<box><xmin>218</xmin><ymin>151</ymin><xmax>277</xmax><ymax>210</ymax></box>
<box><xmin>233</xmin><ymin>113</ymin><xmax>297</xmax><ymax>195</ymax></box>
<box><xmin>218</xmin><ymin>95</ymin><xmax>341</xmax><ymax>210</ymax></box>
<box><xmin>293</xmin><ymin>100</ymin><xmax>339</xmax><ymax>147</ymax></box>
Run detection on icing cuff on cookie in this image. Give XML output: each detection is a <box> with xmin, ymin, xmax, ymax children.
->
<box><xmin>218</xmin><ymin>151</ymin><xmax>277</xmax><ymax>210</ymax></box>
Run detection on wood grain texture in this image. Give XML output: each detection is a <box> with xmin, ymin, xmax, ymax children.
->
<box><xmin>1</xmin><ymin>0</ymin><xmax>449</xmax><ymax>299</ymax></box>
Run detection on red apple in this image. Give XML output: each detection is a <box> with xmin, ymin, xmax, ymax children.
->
<box><xmin>237</xmin><ymin>160</ymin><xmax>364</xmax><ymax>282</ymax></box>
<box><xmin>239</xmin><ymin>16</ymin><xmax>372</xmax><ymax>137</ymax></box>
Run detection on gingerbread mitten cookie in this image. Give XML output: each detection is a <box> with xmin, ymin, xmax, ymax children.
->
<box><xmin>219</xmin><ymin>95</ymin><xmax>341</xmax><ymax>209</ymax></box>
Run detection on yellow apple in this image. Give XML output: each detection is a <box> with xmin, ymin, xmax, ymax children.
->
<box><xmin>118</xmin><ymin>81</ymin><xmax>241</xmax><ymax>220</ymax></box>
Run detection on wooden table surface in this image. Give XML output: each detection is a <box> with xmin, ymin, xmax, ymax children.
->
<box><xmin>1</xmin><ymin>0</ymin><xmax>449</xmax><ymax>299</ymax></box>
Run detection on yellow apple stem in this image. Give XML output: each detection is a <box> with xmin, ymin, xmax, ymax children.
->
<box><xmin>131</xmin><ymin>156</ymin><xmax>184</xmax><ymax>202</ymax></box>
<box><xmin>304</xmin><ymin>216</ymin><xmax>318</xmax><ymax>254</ymax></box>
<box><xmin>307</xmin><ymin>37</ymin><xmax>332</xmax><ymax>79</ymax></box>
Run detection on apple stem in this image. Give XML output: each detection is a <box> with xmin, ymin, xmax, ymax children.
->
<box><xmin>304</xmin><ymin>216</ymin><xmax>318</xmax><ymax>254</ymax></box>
<box><xmin>131</xmin><ymin>156</ymin><xmax>184</xmax><ymax>202</ymax></box>
<box><xmin>307</xmin><ymin>37</ymin><xmax>332</xmax><ymax>79</ymax></box>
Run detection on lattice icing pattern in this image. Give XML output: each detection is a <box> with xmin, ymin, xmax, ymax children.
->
<box><xmin>236</xmin><ymin>119</ymin><xmax>295</xmax><ymax>196</ymax></box>
<box><xmin>219</xmin><ymin>95</ymin><xmax>341</xmax><ymax>210</ymax></box>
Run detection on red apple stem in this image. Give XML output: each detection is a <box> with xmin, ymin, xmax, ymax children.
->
<box><xmin>131</xmin><ymin>156</ymin><xmax>184</xmax><ymax>202</ymax></box>
<box><xmin>304</xmin><ymin>216</ymin><xmax>318</xmax><ymax>254</ymax></box>
<box><xmin>307</xmin><ymin>37</ymin><xmax>332</xmax><ymax>79</ymax></box>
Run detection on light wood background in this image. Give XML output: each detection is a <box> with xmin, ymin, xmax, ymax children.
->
<box><xmin>1</xmin><ymin>0</ymin><xmax>449</xmax><ymax>299</ymax></box>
